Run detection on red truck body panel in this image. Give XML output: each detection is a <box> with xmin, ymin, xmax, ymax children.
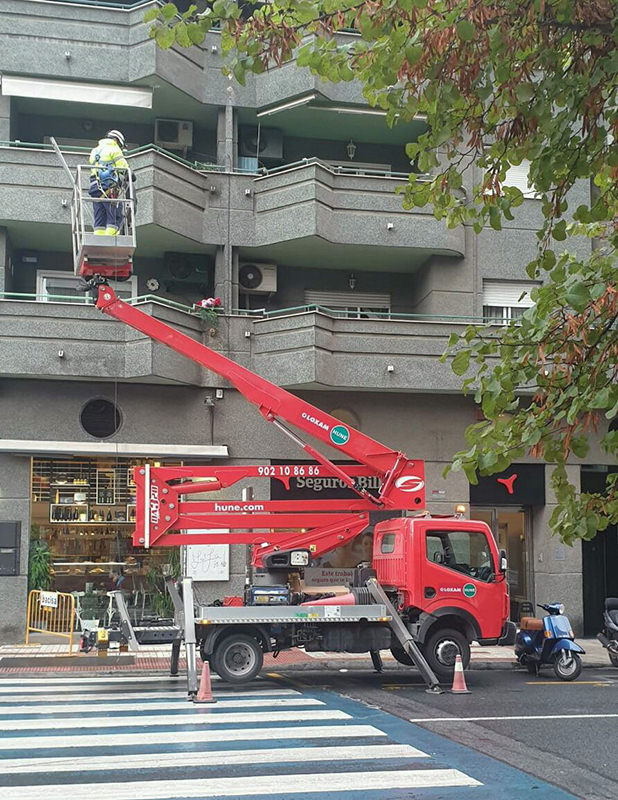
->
<box><xmin>373</xmin><ymin>516</ymin><xmax>508</xmax><ymax>639</ymax></box>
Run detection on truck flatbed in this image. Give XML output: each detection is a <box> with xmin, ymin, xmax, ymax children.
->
<box><xmin>195</xmin><ymin>603</ymin><xmax>391</xmax><ymax>625</ymax></box>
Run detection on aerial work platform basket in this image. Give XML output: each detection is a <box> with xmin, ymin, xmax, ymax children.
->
<box><xmin>50</xmin><ymin>138</ymin><xmax>136</xmax><ymax>281</ymax></box>
<box><xmin>71</xmin><ymin>164</ymin><xmax>136</xmax><ymax>280</ymax></box>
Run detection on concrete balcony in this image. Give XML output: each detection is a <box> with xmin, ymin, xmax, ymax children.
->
<box><xmin>251</xmin><ymin>162</ymin><xmax>465</xmax><ymax>257</ymax></box>
<box><xmin>0</xmin><ymin>145</ymin><xmax>236</xmax><ymax>253</ymax></box>
<box><xmin>0</xmin><ymin>298</ymin><xmax>206</xmax><ymax>384</ymax></box>
<box><xmin>249</xmin><ymin>310</ymin><xmax>467</xmax><ymax>392</ymax></box>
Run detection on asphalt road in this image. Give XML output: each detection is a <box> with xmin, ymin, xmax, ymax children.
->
<box><xmin>269</xmin><ymin>665</ymin><xmax>618</xmax><ymax>800</ymax></box>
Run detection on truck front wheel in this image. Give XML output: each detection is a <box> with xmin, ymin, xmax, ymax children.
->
<box><xmin>211</xmin><ymin>633</ymin><xmax>264</xmax><ymax>684</ymax></box>
<box><xmin>422</xmin><ymin>628</ymin><xmax>470</xmax><ymax>681</ymax></box>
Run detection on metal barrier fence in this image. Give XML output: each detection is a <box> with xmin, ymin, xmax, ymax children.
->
<box><xmin>25</xmin><ymin>590</ymin><xmax>76</xmax><ymax>653</ymax></box>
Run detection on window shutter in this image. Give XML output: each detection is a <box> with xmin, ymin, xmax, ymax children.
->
<box><xmin>305</xmin><ymin>290</ymin><xmax>391</xmax><ymax>308</ymax></box>
<box><xmin>503</xmin><ymin>160</ymin><xmax>536</xmax><ymax>198</ymax></box>
<box><xmin>483</xmin><ymin>280</ymin><xmax>538</xmax><ymax>309</ymax></box>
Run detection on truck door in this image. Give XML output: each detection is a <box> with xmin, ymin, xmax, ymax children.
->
<box><xmin>420</xmin><ymin>522</ymin><xmax>506</xmax><ymax>639</ymax></box>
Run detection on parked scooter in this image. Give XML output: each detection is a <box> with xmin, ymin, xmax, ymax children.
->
<box><xmin>515</xmin><ymin>602</ymin><xmax>585</xmax><ymax>681</ymax></box>
<box><xmin>597</xmin><ymin>598</ymin><xmax>618</xmax><ymax>667</ymax></box>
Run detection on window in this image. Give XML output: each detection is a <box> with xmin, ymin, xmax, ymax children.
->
<box><xmin>426</xmin><ymin>529</ymin><xmax>495</xmax><ymax>582</ymax></box>
<box><xmin>502</xmin><ymin>160</ymin><xmax>538</xmax><ymax>199</ymax></box>
<box><xmin>305</xmin><ymin>290</ymin><xmax>390</xmax><ymax>319</ymax></box>
<box><xmin>380</xmin><ymin>533</ymin><xmax>396</xmax><ymax>554</ymax></box>
<box><xmin>37</xmin><ymin>271</ymin><xmax>137</xmax><ymax>304</ymax></box>
<box><xmin>483</xmin><ymin>280</ymin><xmax>538</xmax><ymax>324</ymax></box>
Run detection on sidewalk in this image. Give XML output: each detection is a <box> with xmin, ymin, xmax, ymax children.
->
<box><xmin>0</xmin><ymin>637</ymin><xmax>609</xmax><ymax>674</ymax></box>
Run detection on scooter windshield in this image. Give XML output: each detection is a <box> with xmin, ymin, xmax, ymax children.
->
<box><xmin>546</xmin><ymin>615</ymin><xmax>571</xmax><ymax>637</ymax></box>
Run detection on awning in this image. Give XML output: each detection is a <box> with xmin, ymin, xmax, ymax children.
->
<box><xmin>1</xmin><ymin>75</ymin><xmax>152</xmax><ymax>109</ymax></box>
<box><xmin>0</xmin><ymin>440</ymin><xmax>228</xmax><ymax>459</ymax></box>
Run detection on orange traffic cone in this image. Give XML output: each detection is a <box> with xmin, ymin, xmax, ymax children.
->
<box><xmin>193</xmin><ymin>660</ymin><xmax>217</xmax><ymax>704</ymax></box>
<box><xmin>450</xmin><ymin>654</ymin><xmax>471</xmax><ymax>694</ymax></box>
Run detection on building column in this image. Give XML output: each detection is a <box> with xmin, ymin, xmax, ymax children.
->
<box><xmin>532</xmin><ymin>464</ymin><xmax>584</xmax><ymax>634</ymax></box>
<box><xmin>216</xmin><ymin>104</ymin><xmax>237</xmax><ymax>170</ymax></box>
<box><xmin>0</xmin><ymin>227</ymin><xmax>12</xmax><ymax>294</ymax></box>
<box><xmin>0</xmin><ymin>454</ymin><xmax>31</xmax><ymax>643</ymax></box>
<box><xmin>0</xmin><ymin>95</ymin><xmax>12</xmax><ymax>142</ymax></box>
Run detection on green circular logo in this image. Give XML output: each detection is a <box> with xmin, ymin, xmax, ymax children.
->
<box><xmin>463</xmin><ymin>583</ymin><xmax>477</xmax><ymax>598</ymax></box>
<box><xmin>330</xmin><ymin>425</ymin><xmax>350</xmax><ymax>446</ymax></box>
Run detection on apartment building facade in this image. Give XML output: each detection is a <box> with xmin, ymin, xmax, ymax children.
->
<box><xmin>0</xmin><ymin>0</ymin><xmax>613</xmax><ymax>642</ymax></box>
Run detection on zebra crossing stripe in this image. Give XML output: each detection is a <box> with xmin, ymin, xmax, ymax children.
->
<box><xmin>0</xmin><ymin>697</ymin><xmax>324</xmax><ymax>715</ymax></box>
<box><xmin>0</xmin><ymin>743</ymin><xmax>429</xmax><ymax>774</ymax></box>
<box><xmin>0</xmin><ymin>676</ymin><xmax>212</xmax><ymax>685</ymax></box>
<box><xmin>0</xmin><ymin>724</ymin><xmax>386</xmax><ymax>751</ymax></box>
<box><xmin>1</xmin><ymin>769</ymin><xmax>481</xmax><ymax>798</ymax></box>
<box><xmin>0</xmin><ymin>689</ymin><xmax>299</xmax><ymax>702</ymax></box>
<box><xmin>0</xmin><ymin>709</ymin><xmax>349</xmax><ymax>731</ymax></box>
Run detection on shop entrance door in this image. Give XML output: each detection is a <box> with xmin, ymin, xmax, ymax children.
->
<box><xmin>472</xmin><ymin>507</ymin><xmax>531</xmax><ymax>621</ymax></box>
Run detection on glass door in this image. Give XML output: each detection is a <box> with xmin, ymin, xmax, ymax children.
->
<box><xmin>472</xmin><ymin>506</ymin><xmax>531</xmax><ymax>621</ymax></box>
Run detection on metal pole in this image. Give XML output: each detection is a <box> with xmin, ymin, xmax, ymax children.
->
<box><xmin>182</xmin><ymin>577</ymin><xmax>199</xmax><ymax>698</ymax></box>
<box><xmin>365</xmin><ymin>578</ymin><xmax>443</xmax><ymax>694</ymax></box>
<box><xmin>49</xmin><ymin>137</ymin><xmax>77</xmax><ymax>187</ymax></box>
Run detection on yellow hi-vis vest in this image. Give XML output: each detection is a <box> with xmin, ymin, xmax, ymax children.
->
<box><xmin>89</xmin><ymin>138</ymin><xmax>129</xmax><ymax>176</ymax></box>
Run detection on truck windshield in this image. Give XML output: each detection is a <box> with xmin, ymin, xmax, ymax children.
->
<box><xmin>426</xmin><ymin>529</ymin><xmax>495</xmax><ymax>582</ymax></box>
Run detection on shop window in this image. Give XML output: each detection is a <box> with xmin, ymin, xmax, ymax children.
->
<box><xmin>426</xmin><ymin>529</ymin><xmax>495</xmax><ymax>582</ymax></box>
<box><xmin>80</xmin><ymin>399</ymin><xmax>121</xmax><ymax>439</ymax></box>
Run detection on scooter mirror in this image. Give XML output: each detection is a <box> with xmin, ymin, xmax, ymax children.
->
<box><xmin>499</xmin><ymin>548</ymin><xmax>507</xmax><ymax>573</ymax></box>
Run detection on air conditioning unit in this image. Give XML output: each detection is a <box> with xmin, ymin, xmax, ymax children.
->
<box><xmin>239</xmin><ymin>263</ymin><xmax>277</xmax><ymax>294</ymax></box>
<box><xmin>155</xmin><ymin>119</ymin><xmax>193</xmax><ymax>151</ymax></box>
<box><xmin>239</xmin><ymin>127</ymin><xmax>283</xmax><ymax>160</ymax></box>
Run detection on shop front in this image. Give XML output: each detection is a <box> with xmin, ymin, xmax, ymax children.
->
<box><xmin>31</xmin><ymin>456</ymin><xmax>174</xmax><ymax>622</ymax></box>
<box><xmin>470</xmin><ymin>464</ymin><xmax>545</xmax><ymax>621</ymax></box>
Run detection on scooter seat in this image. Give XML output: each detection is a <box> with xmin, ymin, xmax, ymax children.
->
<box><xmin>608</xmin><ymin>610</ymin><xmax>618</xmax><ymax>627</ymax></box>
<box><xmin>520</xmin><ymin>617</ymin><xmax>544</xmax><ymax>631</ymax></box>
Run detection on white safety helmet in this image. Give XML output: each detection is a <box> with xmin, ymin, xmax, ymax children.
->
<box><xmin>106</xmin><ymin>129</ymin><xmax>126</xmax><ymax>149</ymax></box>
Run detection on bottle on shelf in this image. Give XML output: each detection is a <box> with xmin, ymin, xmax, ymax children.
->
<box><xmin>106</xmin><ymin>510</ymin><xmax>112</xmax><ymax>522</ymax></box>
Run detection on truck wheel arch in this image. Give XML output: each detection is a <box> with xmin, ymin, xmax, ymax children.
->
<box><xmin>198</xmin><ymin>624</ymin><xmax>271</xmax><ymax>660</ymax></box>
<box><xmin>416</xmin><ymin>607</ymin><xmax>481</xmax><ymax>645</ymax></box>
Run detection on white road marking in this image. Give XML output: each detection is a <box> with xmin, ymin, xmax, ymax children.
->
<box><xmin>0</xmin><ymin>697</ymin><xmax>323</xmax><ymax>715</ymax></box>
<box><xmin>0</xmin><ymin>690</ymin><xmax>299</xmax><ymax>703</ymax></box>
<box><xmin>409</xmin><ymin>713</ymin><xmax>618</xmax><ymax>723</ymax></box>
<box><xmin>0</xmin><ymin>724</ymin><xmax>386</xmax><ymax>751</ymax></box>
<box><xmin>1</xmin><ymin>769</ymin><xmax>481</xmax><ymax>798</ymax></box>
<box><xmin>0</xmin><ymin>708</ymin><xmax>350</xmax><ymax>731</ymax></box>
<box><xmin>0</xmin><ymin>744</ymin><xmax>428</xmax><ymax>774</ymax></box>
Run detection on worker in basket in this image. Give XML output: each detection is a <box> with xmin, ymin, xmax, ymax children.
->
<box><xmin>88</xmin><ymin>129</ymin><xmax>130</xmax><ymax>236</ymax></box>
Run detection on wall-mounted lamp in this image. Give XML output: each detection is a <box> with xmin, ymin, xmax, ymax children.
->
<box><xmin>346</xmin><ymin>140</ymin><xmax>357</xmax><ymax>160</ymax></box>
<box><xmin>215</xmin><ymin>388</ymin><xmax>224</xmax><ymax>400</ymax></box>
<box><xmin>348</xmin><ymin>273</ymin><xmax>357</xmax><ymax>290</ymax></box>
<box><xmin>64</xmin><ymin>51</ymin><xmax>72</xmax><ymax>60</ymax></box>
<box><xmin>209</xmin><ymin>185</ymin><xmax>218</xmax><ymax>194</ymax></box>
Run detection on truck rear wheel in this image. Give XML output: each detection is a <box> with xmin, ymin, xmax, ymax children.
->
<box><xmin>422</xmin><ymin>628</ymin><xmax>470</xmax><ymax>681</ymax></box>
<box><xmin>390</xmin><ymin>647</ymin><xmax>414</xmax><ymax>667</ymax></box>
<box><xmin>211</xmin><ymin>633</ymin><xmax>264</xmax><ymax>684</ymax></box>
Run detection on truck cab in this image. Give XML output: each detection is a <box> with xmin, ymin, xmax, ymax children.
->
<box><xmin>373</xmin><ymin>516</ymin><xmax>512</xmax><ymax>678</ymax></box>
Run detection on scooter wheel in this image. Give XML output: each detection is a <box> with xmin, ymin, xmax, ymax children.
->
<box><xmin>609</xmin><ymin>651</ymin><xmax>618</xmax><ymax>668</ymax></box>
<box><xmin>553</xmin><ymin>651</ymin><xmax>582</xmax><ymax>681</ymax></box>
<box><xmin>526</xmin><ymin>661</ymin><xmax>537</xmax><ymax>675</ymax></box>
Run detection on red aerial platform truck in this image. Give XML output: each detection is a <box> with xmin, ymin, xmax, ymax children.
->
<box><xmin>57</xmin><ymin>136</ymin><xmax>514</xmax><ymax>693</ymax></box>
<box><xmin>85</xmin><ymin>280</ymin><xmax>515</xmax><ymax>691</ymax></box>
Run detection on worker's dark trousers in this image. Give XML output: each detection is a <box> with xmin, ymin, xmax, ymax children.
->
<box><xmin>88</xmin><ymin>177</ymin><xmax>122</xmax><ymax>232</ymax></box>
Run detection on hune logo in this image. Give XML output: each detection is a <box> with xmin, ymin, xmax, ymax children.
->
<box><xmin>330</xmin><ymin>425</ymin><xmax>350</xmax><ymax>446</ymax></box>
<box><xmin>394</xmin><ymin>475</ymin><xmax>425</xmax><ymax>493</ymax></box>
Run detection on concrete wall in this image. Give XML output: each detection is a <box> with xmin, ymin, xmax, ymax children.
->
<box><xmin>0</xmin><ymin>454</ymin><xmax>31</xmax><ymax>642</ymax></box>
<box><xmin>532</xmin><ymin>466</ymin><xmax>584</xmax><ymax>634</ymax></box>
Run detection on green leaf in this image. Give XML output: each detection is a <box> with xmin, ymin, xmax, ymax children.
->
<box><xmin>155</xmin><ymin>26</ymin><xmax>176</xmax><ymax>49</ymax></box>
<box><xmin>405</xmin><ymin>43</ymin><xmax>423</xmax><ymax>66</ymax></box>
<box><xmin>175</xmin><ymin>21</ymin><xmax>191</xmax><ymax>48</ymax></box>
<box><xmin>515</xmin><ymin>83</ymin><xmax>534</xmax><ymax>103</ymax></box>
<box><xmin>456</xmin><ymin>19</ymin><xmax>475</xmax><ymax>41</ymax></box>
<box><xmin>451</xmin><ymin>350</ymin><xmax>471</xmax><ymax>376</ymax></box>
<box><xmin>143</xmin><ymin>8</ymin><xmax>159</xmax><ymax>22</ymax></box>
<box><xmin>187</xmin><ymin>23</ymin><xmax>206</xmax><ymax>45</ymax></box>
<box><xmin>565</xmin><ymin>282</ymin><xmax>591</xmax><ymax>311</ymax></box>
<box><xmin>160</xmin><ymin>3</ymin><xmax>178</xmax><ymax>21</ymax></box>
